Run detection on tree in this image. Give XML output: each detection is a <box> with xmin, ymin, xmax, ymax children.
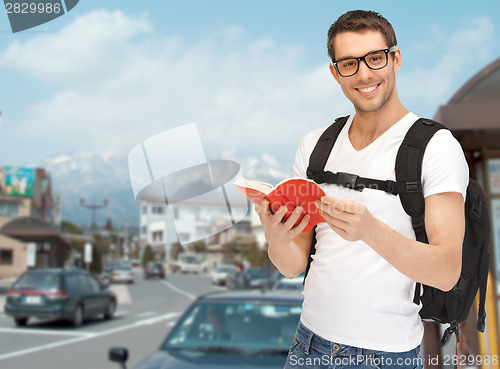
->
<box><xmin>89</xmin><ymin>243</ymin><xmax>102</xmax><ymax>274</ymax></box>
<box><xmin>170</xmin><ymin>242</ymin><xmax>183</xmax><ymax>261</ymax></box>
<box><xmin>247</xmin><ymin>241</ymin><xmax>267</xmax><ymax>267</ymax></box>
<box><xmin>142</xmin><ymin>245</ymin><xmax>154</xmax><ymax>267</ymax></box>
<box><xmin>61</xmin><ymin>220</ymin><xmax>83</xmax><ymax>235</ymax></box>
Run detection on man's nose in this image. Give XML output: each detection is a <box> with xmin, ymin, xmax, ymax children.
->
<box><xmin>356</xmin><ymin>59</ymin><xmax>374</xmax><ymax>81</ymax></box>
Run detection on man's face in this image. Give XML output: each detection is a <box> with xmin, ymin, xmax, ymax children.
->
<box><xmin>329</xmin><ymin>30</ymin><xmax>401</xmax><ymax>114</ymax></box>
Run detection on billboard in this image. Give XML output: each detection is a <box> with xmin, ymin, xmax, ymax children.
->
<box><xmin>4</xmin><ymin>167</ymin><xmax>35</xmax><ymax>197</ymax></box>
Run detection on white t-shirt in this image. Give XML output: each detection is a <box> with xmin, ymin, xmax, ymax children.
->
<box><xmin>293</xmin><ymin>112</ymin><xmax>469</xmax><ymax>352</ymax></box>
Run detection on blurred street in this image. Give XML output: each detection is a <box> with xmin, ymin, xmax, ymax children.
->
<box><xmin>0</xmin><ymin>269</ymin><xmax>224</xmax><ymax>369</ymax></box>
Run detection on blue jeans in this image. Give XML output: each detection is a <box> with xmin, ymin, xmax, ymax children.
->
<box><xmin>284</xmin><ymin>322</ymin><xmax>423</xmax><ymax>369</ymax></box>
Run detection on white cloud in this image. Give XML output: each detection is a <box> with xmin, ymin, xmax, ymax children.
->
<box><xmin>398</xmin><ymin>16</ymin><xmax>495</xmax><ymax>115</ymax></box>
<box><xmin>0</xmin><ymin>9</ymin><xmax>345</xmax><ymax>164</ymax></box>
<box><xmin>1</xmin><ymin>10</ymin><xmax>494</xmax><ymax>167</ymax></box>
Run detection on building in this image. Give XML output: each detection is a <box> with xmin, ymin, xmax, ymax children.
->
<box><xmin>138</xmin><ymin>193</ymin><xmax>251</xmax><ymax>265</ymax></box>
<box><xmin>425</xmin><ymin>57</ymin><xmax>500</xmax><ymax>367</ymax></box>
<box><xmin>0</xmin><ymin>166</ymin><xmax>67</xmax><ymax>278</ymax></box>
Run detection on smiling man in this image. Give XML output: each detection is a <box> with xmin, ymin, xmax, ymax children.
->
<box><xmin>256</xmin><ymin>10</ymin><xmax>469</xmax><ymax>369</ymax></box>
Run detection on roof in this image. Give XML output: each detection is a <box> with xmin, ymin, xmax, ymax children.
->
<box><xmin>0</xmin><ymin>216</ymin><xmax>69</xmax><ymax>245</ymax></box>
<box><xmin>198</xmin><ymin>290</ymin><xmax>303</xmax><ymax>303</ymax></box>
<box><xmin>434</xmin><ymin>57</ymin><xmax>500</xmax><ymax>135</ymax></box>
<box><xmin>447</xmin><ymin>57</ymin><xmax>500</xmax><ymax>104</ymax></box>
<box><xmin>20</xmin><ymin>267</ymin><xmax>89</xmax><ymax>275</ymax></box>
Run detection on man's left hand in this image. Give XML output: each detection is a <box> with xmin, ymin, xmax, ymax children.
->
<box><xmin>315</xmin><ymin>196</ymin><xmax>378</xmax><ymax>243</ymax></box>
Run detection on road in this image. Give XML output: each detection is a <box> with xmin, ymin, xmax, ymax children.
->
<box><xmin>0</xmin><ymin>270</ymin><xmax>223</xmax><ymax>369</ymax></box>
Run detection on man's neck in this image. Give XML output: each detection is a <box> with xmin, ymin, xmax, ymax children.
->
<box><xmin>349</xmin><ymin>102</ymin><xmax>409</xmax><ymax>151</ymax></box>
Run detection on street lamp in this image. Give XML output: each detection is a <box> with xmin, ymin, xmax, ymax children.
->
<box><xmin>80</xmin><ymin>198</ymin><xmax>108</xmax><ymax>231</ymax></box>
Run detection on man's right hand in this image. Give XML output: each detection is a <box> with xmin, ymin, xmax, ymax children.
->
<box><xmin>256</xmin><ymin>199</ymin><xmax>314</xmax><ymax>278</ymax></box>
<box><xmin>256</xmin><ymin>200</ymin><xmax>310</xmax><ymax>248</ymax></box>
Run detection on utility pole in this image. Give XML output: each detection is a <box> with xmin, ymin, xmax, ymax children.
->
<box><xmin>80</xmin><ymin>198</ymin><xmax>108</xmax><ymax>231</ymax></box>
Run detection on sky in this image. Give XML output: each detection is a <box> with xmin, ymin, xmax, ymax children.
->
<box><xmin>0</xmin><ymin>0</ymin><xmax>499</xmax><ymax>168</ymax></box>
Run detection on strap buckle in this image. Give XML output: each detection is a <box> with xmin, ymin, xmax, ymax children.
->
<box><xmin>411</xmin><ymin>216</ymin><xmax>425</xmax><ymax>231</ymax></box>
<box><xmin>405</xmin><ymin>181</ymin><xmax>422</xmax><ymax>193</ymax></box>
<box><xmin>337</xmin><ymin>172</ymin><xmax>362</xmax><ymax>191</ymax></box>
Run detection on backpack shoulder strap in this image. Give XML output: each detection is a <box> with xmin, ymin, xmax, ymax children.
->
<box><xmin>395</xmin><ymin>117</ymin><xmax>447</xmax><ymax>303</ymax></box>
<box><xmin>303</xmin><ymin>116</ymin><xmax>349</xmax><ymax>284</ymax></box>
<box><xmin>395</xmin><ymin>118</ymin><xmax>447</xmax><ymax>242</ymax></box>
<box><xmin>306</xmin><ymin>116</ymin><xmax>349</xmax><ymax>180</ymax></box>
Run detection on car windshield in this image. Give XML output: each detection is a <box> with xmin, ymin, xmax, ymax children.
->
<box><xmin>181</xmin><ymin>255</ymin><xmax>198</xmax><ymax>263</ymax></box>
<box><xmin>115</xmin><ymin>266</ymin><xmax>132</xmax><ymax>271</ymax></box>
<box><xmin>246</xmin><ymin>268</ymin><xmax>271</xmax><ymax>279</ymax></box>
<box><xmin>275</xmin><ymin>282</ymin><xmax>304</xmax><ymax>291</ymax></box>
<box><xmin>216</xmin><ymin>265</ymin><xmax>235</xmax><ymax>273</ymax></box>
<box><xmin>13</xmin><ymin>272</ymin><xmax>61</xmax><ymax>292</ymax></box>
<box><xmin>162</xmin><ymin>299</ymin><xmax>302</xmax><ymax>353</ymax></box>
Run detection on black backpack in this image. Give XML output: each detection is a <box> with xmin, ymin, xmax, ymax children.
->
<box><xmin>305</xmin><ymin>116</ymin><xmax>491</xmax><ymax>347</ymax></box>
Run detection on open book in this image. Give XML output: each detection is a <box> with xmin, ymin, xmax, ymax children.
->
<box><xmin>233</xmin><ymin>177</ymin><xmax>326</xmax><ymax>232</ymax></box>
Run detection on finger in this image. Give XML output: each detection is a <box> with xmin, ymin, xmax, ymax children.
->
<box><xmin>328</xmin><ymin>223</ymin><xmax>347</xmax><ymax>239</ymax></box>
<box><xmin>290</xmin><ymin>213</ymin><xmax>310</xmax><ymax>235</ymax></box>
<box><xmin>318</xmin><ymin>208</ymin><xmax>349</xmax><ymax>229</ymax></box>
<box><xmin>260</xmin><ymin>199</ymin><xmax>271</xmax><ymax>215</ymax></box>
<box><xmin>319</xmin><ymin>196</ymin><xmax>356</xmax><ymax>214</ymax></box>
<box><xmin>281</xmin><ymin>206</ymin><xmax>304</xmax><ymax>230</ymax></box>
<box><xmin>271</xmin><ymin>205</ymin><xmax>289</xmax><ymax>226</ymax></box>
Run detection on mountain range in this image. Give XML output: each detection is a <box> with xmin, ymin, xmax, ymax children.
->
<box><xmin>35</xmin><ymin>150</ymin><xmax>293</xmax><ymax>229</ymax></box>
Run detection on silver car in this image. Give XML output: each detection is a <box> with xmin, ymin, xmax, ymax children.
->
<box><xmin>111</xmin><ymin>266</ymin><xmax>135</xmax><ymax>284</ymax></box>
<box><xmin>211</xmin><ymin>264</ymin><xmax>237</xmax><ymax>286</ymax></box>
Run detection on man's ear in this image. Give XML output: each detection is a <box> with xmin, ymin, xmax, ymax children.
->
<box><xmin>329</xmin><ymin>62</ymin><xmax>341</xmax><ymax>84</ymax></box>
<box><xmin>393</xmin><ymin>47</ymin><xmax>402</xmax><ymax>74</ymax></box>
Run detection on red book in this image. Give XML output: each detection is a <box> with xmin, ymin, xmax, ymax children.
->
<box><xmin>233</xmin><ymin>177</ymin><xmax>326</xmax><ymax>232</ymax></box>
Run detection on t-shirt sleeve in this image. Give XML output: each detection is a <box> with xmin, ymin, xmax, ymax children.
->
<box><xmin>421</xmin><ymin>129</ymin><xmax>469</xmax><ymax>199</ymax></box>
<box><xmin>292</xmin><ymin>127</ymin><xmax>326</xmax><ymax>179</ymax></box>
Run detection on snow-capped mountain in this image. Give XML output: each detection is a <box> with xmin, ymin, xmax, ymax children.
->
<box><xmin>35</xmin><ymin>150</ymin><xmax>292</xmax><ymax>228</ymax></box>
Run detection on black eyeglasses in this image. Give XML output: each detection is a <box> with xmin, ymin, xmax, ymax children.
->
<box><xmin>332</xmin><ymin>46</ymin><xmax>397</xmax><ymax>77</ymax></box>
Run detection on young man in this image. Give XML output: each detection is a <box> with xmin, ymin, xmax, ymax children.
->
<box><xmin>256</xmin><ymin>10</ymin><xmax>469</xmax><ymax>369</ymax></box>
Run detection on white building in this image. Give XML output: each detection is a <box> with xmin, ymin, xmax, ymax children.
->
<box><xmin>138</xmin><ymin>194</ymin><xmax>251</xmax><ymax>263</ymax></box>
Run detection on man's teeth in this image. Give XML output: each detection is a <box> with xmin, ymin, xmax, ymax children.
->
<box><xmin>359</xmin><ymin>85</ymin><xmax>376</xmax><ymax>93</ymax></box>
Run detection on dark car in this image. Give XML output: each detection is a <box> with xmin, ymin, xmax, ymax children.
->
<box><xmin>244</xmin><ymin>267</ymin><xmax>272</xmax><ymax>289</ymax></box>
<box><xmin>109</xmin><ymin>290</ymin><xmax>303</xmax><ymax>369</ymax></box>
<box><xmin>144</xmin><ymin>262</ymin><xmax>166</xmax><ymax>279</ymax></box>
<box><xmin>226</xmin><ymin>267</ymin><xmax>271</xmax><ymax>290</ymax></box>
<box><xmin>4</xmin><ymin>268</ymin><xmax>117</xmax><ymax>327</ymax></box>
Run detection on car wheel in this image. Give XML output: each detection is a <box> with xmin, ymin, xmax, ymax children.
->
<box><xmin>14</xmin><ymin>317</ymin><xmax>28</xmax><ymax>326</ymax></box>
<box><xmin>104</xmin><ymin>300</ymin><xmax>116</xmax><ymax>320</ymax></box>
<box><xmin>71</xmin><ymin>305</ymin><xmax>84</xmax><ymax>327</ymax></box>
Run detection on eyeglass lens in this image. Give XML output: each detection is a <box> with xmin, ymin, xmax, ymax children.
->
<box><xmin>337</xmin><ymin>50</ymin><xmax>388</xmax><ymax>77</ymax></box>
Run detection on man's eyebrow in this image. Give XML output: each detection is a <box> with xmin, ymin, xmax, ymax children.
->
<box><xmin>334</xmin><ymin>48</ymin><xmax>385</xmax><ymax>60</ymax></box>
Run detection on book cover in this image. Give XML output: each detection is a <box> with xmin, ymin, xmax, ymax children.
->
<box><xmin>233</xmin><ymin>177</ymin><xmax>326</xmax><ymax>232</ymax></box>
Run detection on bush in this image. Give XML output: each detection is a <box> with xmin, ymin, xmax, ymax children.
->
<box><xmin>142</xmin><ymin>245</ymin><xmax>154</xmax><ymax>267</ymax></box>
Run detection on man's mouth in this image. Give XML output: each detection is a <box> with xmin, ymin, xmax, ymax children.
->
<box><xmin>356</xmin><ymin>84</ymin><xmax>379</xmax><ymax>95</ymax></box>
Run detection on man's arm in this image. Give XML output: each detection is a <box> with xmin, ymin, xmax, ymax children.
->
<box><xmin>315</xmin><ymin>192</ymin><xmax>464</xmax><ymax>291</ymax></box>
<box><xmin>256</xmin><ymin>199</ymin><xmax>314</xmax><ymax>279</ymax></box>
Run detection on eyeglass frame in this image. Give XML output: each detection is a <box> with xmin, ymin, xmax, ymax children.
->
<box><xmin>331</xmin><ymin>46</ymin><xmax>397</xmax><ymax>77</ymax></box>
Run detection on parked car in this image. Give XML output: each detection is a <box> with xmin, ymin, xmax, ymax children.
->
<box><xmin>109</xmin><ymin>290</ymin><xmax>303</xmax><ymax>369</ymax></box>
<box><xmin>144</xmin><ymin>262</ymin><xmax>166</xmax><ymax>279</ymax></box>
<box><xmin>268</xmin><ymin>270</ymin><xmax>305</xmax><ymax>289</ymax></box>
<box><xmin>111</xmin><ymin>265</ymin><xmax>135</xmax><ymax>284</ymax></box>
<box><xmin>210</xmin><ymin>264</ymin><xmax>237</xmax><ymax>286</ymax></box>
<box><xmin>4</xmin><ymin>268</ymin><xmax>116</xmax><ymax>327</ymax></box>
<box><xmin>173</xmin><ymin>253</ymin><xmax>209</xmax><ymax>274</ymax></box>
<box><xmin>273</xmin><ymin>278</ymin><xmax>304</xmax><ymax>292</ymax></box>
<box><xmin>244</xmin><ymin>267</ymin><xmax>272</xmax><ymax>289</ymax></box>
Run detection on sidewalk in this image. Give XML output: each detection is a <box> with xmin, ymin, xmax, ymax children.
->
<box><xmin>0</xmin><ymin>277</ymin><xmax>15</xmax><ymax>314</ymax></box>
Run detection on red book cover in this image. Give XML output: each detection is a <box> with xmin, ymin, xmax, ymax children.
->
<box><xmin>233</xmin><ymin>177</ymin><xmax>326</xmax><ymax>232</ymax></box>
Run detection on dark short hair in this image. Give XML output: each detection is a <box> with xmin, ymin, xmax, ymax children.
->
<box><xmin>327</xmin><ymin>10</ymin><xmax>397</xmax><ymax>61</ymax></box>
